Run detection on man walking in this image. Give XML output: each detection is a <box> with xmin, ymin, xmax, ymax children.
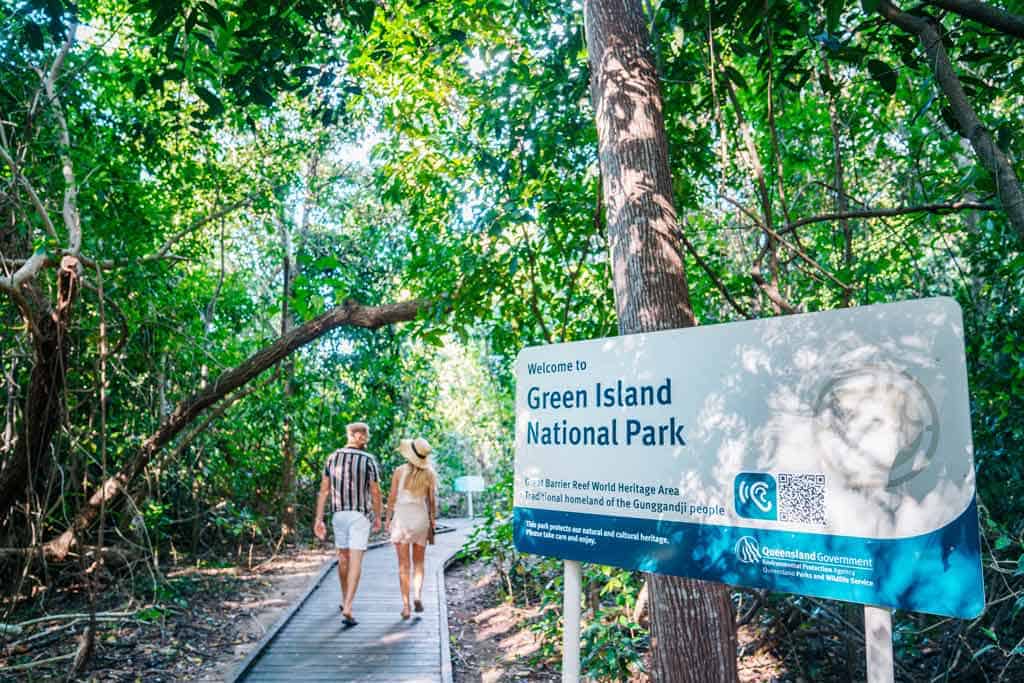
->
<box><xmin>314</xmin><ymin>421</ymin><xmax>382</xmax><ymax>626</ymax></box>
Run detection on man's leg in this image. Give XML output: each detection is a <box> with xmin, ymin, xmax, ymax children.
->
<box><xmin>340</xmin><ymin>512</ymin><xmax>371</xmax><ymax>620</ymax></box>
<box><xmin>342</xmin><ymin>548</ymin><xmax>364</xmax><ymax>616</ymax></box>
<box><xmin>337</xmin><ymin>548</ymin><xmax>350</xmax><ymax>606</ymax></box>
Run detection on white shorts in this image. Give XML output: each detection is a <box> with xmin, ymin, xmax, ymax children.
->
<box><xmin>331</xmin><ymin>510</ymin><xmax>371</xmax><ymax>550</ymax></box>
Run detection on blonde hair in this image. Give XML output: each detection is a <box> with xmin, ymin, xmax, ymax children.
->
<box><xmin>403</xmin><ymin>464</ymin><xmax>436</xmax><ymax>497</ymax></box>
<box><xmin>347</xmin><ymin>422</ymin><xmax>369</xmax><ymax>437</ymax></box>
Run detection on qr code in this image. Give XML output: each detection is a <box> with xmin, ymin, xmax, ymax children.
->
<box><xmin>778</xmin><ymin>473</ymin><xmax>826</xmax><ymax>525</ymax></box>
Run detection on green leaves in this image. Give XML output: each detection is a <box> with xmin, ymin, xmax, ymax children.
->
<box><xmin>866</xmin><ymin>58</ymin><xmax>898</xmax><ymax>94</ymax></box>
<box><xmin>147</xmin><ymin>1</ymin><xmax>181</xmax><ymax>36</ymax></box>
<box><xmin>194</xmin><ymin>86</ymin><xmax>225</xmax><ymax>116</ymax></box>
<box><xmin>825</xmin><ymin>0</ymin><xmax>845</xmax><ymax>34</ymax></box>
<box><xmin>199</xmin><ymin>2</ymin><xmax>228</xmax><ymax>29</ymax></box>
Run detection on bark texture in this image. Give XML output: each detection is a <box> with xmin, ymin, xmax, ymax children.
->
<box><xmin>926</xmin><ymin>0</ymin><xmax>1024</xmax><ymax>38</ymax></box>
<box><xmin>583</xmin><ymin>1</ymin><xmax>738</xmax><ymax>680</ymax></box>
<box><xmin>583</xmin><ymin>0</ymin><xmax>694</xmax><ymax>330</ymax></box>
<box><xmin>0</xmin><ymin>258</ymin><xmax>80</xmax><ymax>513</ymax></box>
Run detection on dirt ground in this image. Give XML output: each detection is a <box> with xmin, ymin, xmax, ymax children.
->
<box><xmin>0</xmin><ymin>544</ymin><xmax>334</xmax><ymax>682</ymax></box>
<box><xmin>443</xmin><ymin>557</ymin><xmax>786</xmax><ymax>683</ymax></box>
<box><xmin>444</xmin><ymin>558</ymin><xmax>561</xmax><ymax>682</ymax></box>
<box><xmin>5</xmin><ymin>541</ymin><xmax>787</xmax><ymax>681</ymax></box>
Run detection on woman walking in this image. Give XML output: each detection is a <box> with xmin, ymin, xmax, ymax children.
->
<box><xmin>385</xmin><ymin>437</ymin><xmax>438</xmax><ymax>619</ymax></box>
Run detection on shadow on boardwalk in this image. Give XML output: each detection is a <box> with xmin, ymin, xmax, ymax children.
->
<box><xmin>233</xmin><ymin>518</ymin><xmax>474</xmax><ymax>683</ymax></box>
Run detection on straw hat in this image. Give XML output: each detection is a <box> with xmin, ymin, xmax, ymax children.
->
<box><xmin>398</xmin><ymin>437</ymin><xmax>432</xmax><ymax>469</ymax></box>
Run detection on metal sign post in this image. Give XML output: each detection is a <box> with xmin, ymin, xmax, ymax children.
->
<box><xmin>865</xmin><ymin>606</ymin><xmax>895</xmax><ymax>683</ymax></box>
<box><xmin>563</xmin><ymin>560</ymin><xmax>582</xmax><ymax>683</ymax></box>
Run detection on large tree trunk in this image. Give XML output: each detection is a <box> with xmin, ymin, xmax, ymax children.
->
<box><xmin>582</xmin><ymin>1</ymin><xmax>738</xmax><ymax>681</ymax></box>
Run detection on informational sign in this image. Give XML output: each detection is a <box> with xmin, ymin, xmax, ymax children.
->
<box><xmin>513</xmin><ymin>298</ymin><xmax>984</xmax><ymax>618</ymax></box>
<box><xmin>454</xmin><ymin>476</ymin><xmax>485</xmax><ymax>493</ymax></box>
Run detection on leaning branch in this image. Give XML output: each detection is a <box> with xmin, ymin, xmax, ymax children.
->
<box><xmin>0</xmin><ymin>251</ymin><xmax>49</xmax><ymax>293</ymax></box>
<box><xmin>783</xmin><ymin>201</ymin><xmax>996</xmax><ymax>233</ymax></box>
<box><xmin>925</xmin><ymin>0</ymin><xmax>1024</xmax><ymax>39</ymax></box>
<box><xmin>41</xmin><ymin>297</ymin><xmax>430</xmax><ymax>560</ymax></box>
<box><xmin>0</xmin><ymin>144</ymin><xmax>60</xmax><ymax>243</ymax></box>
<box><xmin>676</xmin><ymin>228</ymin><xmax>753</xmax><ymax>319</ymax></box>
<box><xmin>879</xmin><ymin>1</ymin><xmax>1024</xmax><ymax>241</ymax></box>
<box><xmin>151</xmin><ymin>193</ymin><xmax>262</xmax><ymax>261</ymax></box>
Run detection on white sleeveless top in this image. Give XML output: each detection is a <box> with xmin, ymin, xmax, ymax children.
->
<box><xmin>396</xmin><ymin>466</ymin><xmax>428</xmax><ymax>505</ymax></box>
<box><xmin>391</xmin><ymin>465</ymin><xmax>431</xmax><ymax>545</ymax></box>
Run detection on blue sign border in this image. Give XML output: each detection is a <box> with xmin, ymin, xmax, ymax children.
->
<box><xmin>514</xmin><ymin>499</ymin><xmax>984</xmax><ymax>618</ymax></box>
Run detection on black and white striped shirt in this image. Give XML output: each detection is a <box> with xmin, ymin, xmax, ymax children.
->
<box><xmin>323</xmin><ymin>448</ymin><xmax>381</xmax><ymax>516</ymax></box>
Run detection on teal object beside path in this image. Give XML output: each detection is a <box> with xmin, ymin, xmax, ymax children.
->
<box><xmin>453</xmin><ymin>476</ymin><xmax>485</xmax><ymax>493</ymax></box>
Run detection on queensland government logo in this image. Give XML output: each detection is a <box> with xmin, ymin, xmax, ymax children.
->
<box><xmin>734</xmin><ymin>536</ymin><xmax>761</xmax><ymax>563</ymax></box>
<box><xmin>734</xmin><ymin>472</ymin><xmax>777</xmax><ymax>520</ymax></box>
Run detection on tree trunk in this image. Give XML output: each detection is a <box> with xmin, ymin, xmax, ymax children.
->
<box><xmin>279</xmin><ymin>219</ymin><xmax>297</xmax><ymax>537</ymax></box>
<box><xmin>582</xmin><ymin>1</ymin><xmax>738</xmax><ymax>680</ymax></box>
<box><xmin>0</xmin><ymin>259</ymin><xmax>79</xmax><ymax>516</ymax></box>
<box><xmin>278</xmin><ymin>156</ymin><xmax>317</xmax><ymax>538</ymax></box>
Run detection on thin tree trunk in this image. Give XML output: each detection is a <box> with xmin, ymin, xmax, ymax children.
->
<box><xmin>278</xmin><ymin>156</ymin><xmax>317</xmax><ymax>538</ymax></box>
<box><xmin>2</xmin><ymin>353</ymin><xmax>16</xmax><ymax>455</ymax></box>
<box><xmin>582</xmin><ymin>1</ymin><xmax>738</xmax><ymax>681</ymax></box>
<box><xmin>279</xmin><ymin>220</ymin><xmax>297</xmax><ymax>537</ymax></box>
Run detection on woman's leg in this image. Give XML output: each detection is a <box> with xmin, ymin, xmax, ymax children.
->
<box><xmin>412</xmin><ymin>543</ymin><xmax>426</xmax><ymax>608</ymax></box>
<box><xmin>394</xmin><ymin>542</ymin><xmax>412</xmax><ymax>617</ymax></box>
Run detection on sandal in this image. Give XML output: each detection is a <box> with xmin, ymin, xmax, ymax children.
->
<box><xmin>401</xmin><ymin>607</ymin><xmax>411</xmax><ymax>620</ymax></box>
<box><xmin>413</xmin><ymin>599</ymin><xmax>424</xmax><ymax>613</ymax></box>
<box><xmin>340</xmin><ymin>607</ymin><xmax>358</xmax><ymax>627</ymax></box>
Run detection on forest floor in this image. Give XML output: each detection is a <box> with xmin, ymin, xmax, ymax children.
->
<box><xmin>0</xmin><ymin>538</ymin><xmax>351</xmax><ymax>682</ymax></box>
<box><xmin>4</xmin><ymin>539</ymin><xmax>813</xmax><ymax>682</ymax></box>
<box><xmin>444</xmin><ymin>556</ymin><xmax>787</xmax><ymax>683</ymax></box>
<box><xmin>445</xmin><ymin>557</ymin><xmax>562</xmax><ymax>682</ymax></box>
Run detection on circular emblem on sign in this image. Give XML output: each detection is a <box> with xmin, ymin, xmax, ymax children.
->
<box><xmin>734</xmin><ymin>536</ymin><xmax>761</xmax><ymax>564</ymax></box>
<box><xmin>813</xmin><ymin>366</ymin><xmax>939</xmax><ymax>489</ymax></box>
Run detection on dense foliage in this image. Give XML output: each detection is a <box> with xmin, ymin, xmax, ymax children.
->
<box><xmin>2</xmin><ymin>0</ymin><xmax>1023</xmax><ymax>680</ymax></box>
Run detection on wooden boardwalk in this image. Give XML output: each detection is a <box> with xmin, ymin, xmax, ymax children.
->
<box><xmin>233</xmin><ymin>519</ymin><xmax>473</xmax><ymax>682</ymax></box>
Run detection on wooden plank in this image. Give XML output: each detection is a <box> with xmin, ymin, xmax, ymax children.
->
<box><xmin>245</xmin><ymin>675</ymin><xmax>439</xmax><ymax>682</ymax></box>
<box><xmin>236</xmin><ymin>521</ymin><xmax>470</xmax><ymax>682</ymax></box>
<box><xmin>225</xmin><ymin>551</ymin><xmax>337</xmax><ymax>683</ymax></box>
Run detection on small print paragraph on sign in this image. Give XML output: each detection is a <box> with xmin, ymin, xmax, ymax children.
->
<box><xmin>522</xmin><ymin>519</ymin><xmax>669</xmax><ymax>547</ymax></box>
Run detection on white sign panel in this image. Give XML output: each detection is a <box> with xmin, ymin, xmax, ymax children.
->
<box><xmin>513</xmin><ymin>298</ymin><xmax>983</xmax><ymax>618</ymax></box>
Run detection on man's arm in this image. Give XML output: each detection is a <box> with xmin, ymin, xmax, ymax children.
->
<box><xmin>370</xmin><ymin>481</ymin><xmax>383</xmax><ymax>532</ymax></box>
<box><xmin>314</xmin><ymin>475</ymin><xmax>329</xmax><ymax>540</ymax></box>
